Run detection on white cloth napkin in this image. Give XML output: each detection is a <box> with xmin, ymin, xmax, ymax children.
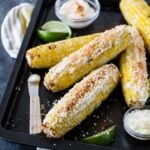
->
<box><xmin>1</xmin><ymin>3</ymin><xmax>34</xmax><ymax>58</ymax></box>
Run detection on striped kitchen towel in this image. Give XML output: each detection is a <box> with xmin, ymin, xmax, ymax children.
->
<box><xmin>1</xmin><ymin>3</ymin><xmax>34</xmax><ymax>58</ymax></box>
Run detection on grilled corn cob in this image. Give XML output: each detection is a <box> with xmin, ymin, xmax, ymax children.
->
<box><xmin>44</xmin><ymin>25</ymin><xmax>131</xmax><ymax>92</ymax></box>
<box><xmin>120</xmin><ymin>0</ymin><xmax>150</xmax><ymax>53</ymax></box>
<box><xmin>42</xmin><ymin>64</ymin><xmax>120</xmax><ymax>138</ymax></box>
<box><xmin>120</xmin><ymin>26</ymin><xmax>149</xmax><ymax>107</ymax></box>
<box><xmin>148</xmin><ymin>77</ymin><xmax>150</xmax><ymax>97</ymax></box>
<box><xmin>26</xmin><ymin>33</ymin><xmax>100</xmax><ymax>68</ymax></box>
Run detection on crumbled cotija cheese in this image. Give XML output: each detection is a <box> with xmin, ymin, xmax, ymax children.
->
<box><xmin>125</xmin><ymin>109</ymin><xmax>150</xmax><ymax>134</ymax></box>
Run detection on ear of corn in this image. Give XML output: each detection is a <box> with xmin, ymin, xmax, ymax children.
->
<box><xmin>148</xmin><ymin>78</ymin><xmax>150</xmax><ymax>97</ymax></box>
<box><xmin>26</xmin><ymin>33</ymin><xmax>100</xmax><ymax>68</ymax></box>
<box><xmin>120</xmin><ymin>26</ymin><xmax>149</xmax><ymax>107</ymax></box>
<box><xmin>44</xmin><ymin>25</ymin><xmax>131</xmax><ymax>92</ymax></box>
<box><xmin>120</xmin><ymin>0</ymin><xmax>150</xmax><ymax>53</ymax></box>
<box><xmin>42</xmin><ymin>64</ymin><xmax>120</xmax><ymax>138</ymax></box>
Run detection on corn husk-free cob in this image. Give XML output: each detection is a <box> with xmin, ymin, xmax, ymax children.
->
<box><xmin>148</xmin><ymin>78</ymin><xmax>150</xmax><ymax>97</ymax></box>
<box><xmin>26</xmin><ymin>33</ymin><xmax>100</xmax><ymax>68</ymax></box>
<box><xmin>120</xmin><ymin>26</ymin><xmax>149</xmax><ymax>107</ymax></box>
<box><xmin>120</xmin><ymin>0</ymin><xmax>150</xmax><ymax>53</ymax></box>
<box><xmin>44</xmin><ymin>25</ymin><xmax>131</xmax><ymax>92</ymax></box>
<box><xmin>42</xmin><ymin>64</ymin><xmax>120</xmax><ymax>138</ymax></box>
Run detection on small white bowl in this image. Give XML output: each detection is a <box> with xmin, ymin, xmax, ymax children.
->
<box><xmin>55</xmin><ymin>0</ymin><xmax>100</xmax><ymax>29</ymax></box>
<box><xmin>123</xmin><ymin>106</ymin><xmax>150</xmax><ymax>140</ymax></box>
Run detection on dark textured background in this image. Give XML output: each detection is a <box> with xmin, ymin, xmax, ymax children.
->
<box><xmin>0</xmin><ymin>0</ymin><xmax>36</xmax><ymax>149</ymax></box>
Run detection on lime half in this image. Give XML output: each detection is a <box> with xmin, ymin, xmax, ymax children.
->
<box><xmin>37</xmin><ymin>21</ymin><xmax>72</xmax><ymax>42</ymax></box>
<box><xmin>83</xmin><ymin>125</ymin><xmax>116</xmax><ymax>146</ymax></box>
<box><xmin>37</xmin><ymin>30</ymin><xmax>69</xmax><ymax>43</ymax></box>
<box><xmin>41</xmin><ymin>21</ymin><xmax>71</xmax><ymax>37</ymax></box>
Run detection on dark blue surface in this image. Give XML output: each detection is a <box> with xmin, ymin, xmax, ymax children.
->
<box><xmin>0</xmin><ymin>0</ymin><xmax>36</xmax><ymax>149</ymax></box>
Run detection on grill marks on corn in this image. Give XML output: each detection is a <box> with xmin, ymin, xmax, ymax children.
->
<box><xmin>47</xmin><ymin>43</ymin><xmax>56</xmax><ymax>49</ymax></box>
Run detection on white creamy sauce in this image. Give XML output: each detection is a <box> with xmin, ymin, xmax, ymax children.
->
<box><xmin>28</xmin><ymin>74</ymin><xmax>41</xmax><ymax>83</ymax></box>
<box><xmin>125</xmin><ymin>109</ymin><xmax>150</xmax><ymax>134</ymax></box>
<box><xmin>59</xmin><ymin>0</ymin><xmax>95</xmax><ymax>19</ymax></box>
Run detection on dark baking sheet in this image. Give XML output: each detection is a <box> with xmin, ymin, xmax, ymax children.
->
<box><xmin>0</xmin><ymin>0</ymin><xmax>150</xmax><ymax>150</ymax></box>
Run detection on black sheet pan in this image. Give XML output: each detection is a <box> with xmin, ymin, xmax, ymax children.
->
<box><xmin>0</xmin><ymin>0</ymin><xmax>150</xmax><ymax>150</ymax></box>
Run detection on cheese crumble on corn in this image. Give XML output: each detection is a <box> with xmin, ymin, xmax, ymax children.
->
<box><xmin>42</xmin><ymin>64</ymin><xmax>120</xmax><ymax>138</ymax></box>
<box><xmin>120</xmin><ymin>26</ymin><xmax>149</xmax><ymax>107</ymax></box>
<box><xmin>44</xmin><ymin>25</ymin><xmax>131</xmax><ymax>92</ymax></box>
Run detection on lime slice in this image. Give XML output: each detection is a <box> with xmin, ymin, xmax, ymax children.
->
<box><xmin>37</xmin><ymin>30</ymin><xmax>69</xmax><ymax>43</ymax></box>
<box><xmin>83</xmin><ymin>125</ymin><xmax>116</xmax><ymax>146</ymax></box>
<box><xmin>37</xmin><ymin>21</ymin><xmax>72</xmax><ymax>42</ymax></box>
<box><xmin>41</xmin><ymin>21</ymin><xmax>72</xmax><ymax>38</ymax></box>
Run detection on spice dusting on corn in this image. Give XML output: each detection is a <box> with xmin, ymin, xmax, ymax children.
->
<box><xmin>42</xmin><ymin>64</ymin><xmax>120</xmax><ymax>138</ymax></box>
<box><xmin>44</xmin><ymin>25</ymin><xmax>130</xmax><ymax>92</ymax></box>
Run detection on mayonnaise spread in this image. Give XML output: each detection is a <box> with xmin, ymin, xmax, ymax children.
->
<box><xmin>59</xmin><ymin>0</ymin><xmax>95</xmax><ymax>19</ymax></box>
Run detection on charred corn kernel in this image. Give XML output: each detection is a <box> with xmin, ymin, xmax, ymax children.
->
<box><xmin>26</xmin><ymin>33</ymin><xmax>100</xmax><ymax>68</ymax></box>
<box><xmin>120</xmin><ymin>26</ymin><xmax>149</xmax><ymax>107</ymax></box>
<box><xmin>120</xmin><ymin>0</ymin><xmax>150</xmax><ymax>53</ymax></box>
<box><xmin>44</xmin><ymin>25</ymin><xmax>131</xmax><ymax>92</ymax></box>
<box><xmin>42</xmin><ymin>64</ymin><xmax>120</xmax><ymax>138</ymax></box>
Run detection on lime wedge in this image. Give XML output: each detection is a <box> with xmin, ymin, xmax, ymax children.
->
<box><xmin>41</xmin><ymin>21</ymin><xmax>71</xmax><ymax>38</ymax></box>
<box><xmin>83</xmin><ymin>125</ymin><xmax>116</xmax><ymax>146</ymax></box>
<box><xmin>37</xmin><ymin>21</ymin><xmax>72</xmax><ymax>42</ymax></box>
<box><xmin>37</xmin><ymin>30</ymin><xmax>69</xmax><ymax>43</ymax></box>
